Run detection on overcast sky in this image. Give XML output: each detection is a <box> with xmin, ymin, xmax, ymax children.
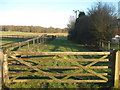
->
<box><xmin>0</xmin><ymin>0</ymin><xmax>118</xmax><ymax>29</ymax></box>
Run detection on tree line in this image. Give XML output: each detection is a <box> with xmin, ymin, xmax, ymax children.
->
<box><xmin>1</xmin><ymin>25</ymin><xmax>68</xmax><ymax>33</ymax></box>
<box><xmin>67</xmin><ymin>2</ymin><xmax>117</xmax><ymax>45</ymax></box>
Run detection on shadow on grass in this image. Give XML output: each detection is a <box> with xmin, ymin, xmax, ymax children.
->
<box><xmin>46</xmin><ymin>37</ymin><xmax>90</xmax><ymax>52</ymax></box>
<box><xmin>1</xmin><ymin>37</ymin><xmax>29</xmax><ymax>47</ymax></box>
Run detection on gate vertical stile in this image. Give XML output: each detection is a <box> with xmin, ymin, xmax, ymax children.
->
<box><xmin>113</xmin><ymin>50</ymin><xmax>120</xmax><ymax>88</ymax></box>
<box><xmin>118</xmin><ymin>51</ymin><xmax>120</xmax><ymax>88</ymax></box>
<box><xmin>0</xmin><ymin>50</ymin><xmax>3</xmax><ymax>90</ymax></box>
<box><xmin>3</xmin><ymin>54</ymin><xmax>9</xmax><ymax>84</ymax></box>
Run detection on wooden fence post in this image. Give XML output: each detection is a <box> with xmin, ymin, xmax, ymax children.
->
<box><xmin>37</xmin><ymin>38</ymin><xmax>39</xmax><ymax>44</ymax></box>
<box><xmin>114</xmin><ymin>51</ymin><xmax>120</xmax><ymax>88</ymax></box>
<box><xmin>38</xmin><ymin>38</ymin><xmax>40</xmax><ymax>44</ymax></box>
<box><xmin>33</xmin><ymin>39</ymin><xmax>35</xmax><ymax>45</ymax></box>
<box><xmin>44</xmin><ymin>37</ymin><xmax>46</xmax><ymax>44</ymax></box>
<box><xmin>99</xmin><ymin>40</ymin><xmax>101</xmax><ymax>48</ymax></box>
<box><xmin>118</xmin><ymin>42</ymin><xmax>119</xmax><ymax>50</ymax></box>
<box><xmin>3</xmin><ymin>54</ymin><xmax>9</xmax><ymax>83</ymax></box>
<box><xmin>19</xmin><ymin>42</ymin><xmax>21</xmax><ymax>50</ymax></box>
<box><xmin>39</xmin><ymin>37</ymin><xmax>41</xmax><ymax>43</ymax></box>
<box><xmin>28</xmin><ymin>42</ymin><xmax>30</xmax><ymax>50</ymax></box>
<box><xmin>0</xmin><ymin>51</ymin><xmax>3</xmax><ymax>89</ymax></box>
<box><xmin>102</xmin><ymin>40</ymin><xmax>104</xmax><ymax>48</ymax></box>
<box><xmin>43</xmin><ymin>36</ymin><xmax>45</xmax><ymax>44</ymax></box>
<box><xmin>39</xmin><ymin>38</ymin><xmax>41</xmax><ymax>44</ymax></box>
<box><xmin>41</xmin><ymin>37</ymin><xmax>43</xmax><ymax>44</ymax></box>
<box><xmin>108</xmin><ymin>41</ymin><xmax>111</xmax><ymax>50</ymax></box>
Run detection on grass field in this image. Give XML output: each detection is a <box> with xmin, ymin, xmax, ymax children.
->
<box><xmin>1</xmin><ymin>37</ymin><xmax>29</xmax><ymax>47</ymax></box>
<box><xmin>16</xmin><ymin>37</ymin><xmax>90</xmax><ymax>52</ymax></box>
<box><xmin>0</xmin><ymin>31</ymin><xmax>68</xmax><ymax>47</ymax></box>
<box><xmin>0</xmin><ymin>31</ymin><xmax>68</xmax><ymax>36</ymax></box>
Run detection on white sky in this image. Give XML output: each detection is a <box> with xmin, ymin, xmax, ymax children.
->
<box><xmin>0</xmin><ymin>0</ymin><xmax>118</xmax><ymax>29</ymax></box>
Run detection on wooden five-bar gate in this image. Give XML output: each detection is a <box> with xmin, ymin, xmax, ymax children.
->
<box><xmin>0</xmin><ymin>34</ymin><xmax>120</xmax><ymax>89</ymax></box>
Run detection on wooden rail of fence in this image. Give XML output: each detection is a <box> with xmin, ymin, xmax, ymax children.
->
<box><xmin>2</xmin><ymin>34</ymin><xmax>46</xmax><ymax>51</ymax></box>
<box><xmin>1</xmin><ymin>35</ymin><xmax>36</xmax><ymax>38</ymax></box>
<box><xmin>2</xmin><ymin>34</ymin><xmax>56</xmax><ymax>52</ymax></box>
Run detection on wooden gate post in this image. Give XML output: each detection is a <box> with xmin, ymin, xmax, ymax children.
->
<box><xmin>114</xmin><ymin>51</ymin><xmax>120</xmax><ymax>88</ymax></box>
<box><xmin>118</xmin><ymin>51</ymin><xmax>120</xmax><ymax>88</ymax></box>
<box><xmin>3</xmin><ymin>54</ymin><xmax>9</xmax><ymax>83</ymax></box>
<box><xmin>0</xmin><ymin>51</ymin><xmax>3</xmax><ymax>90</ymax></box>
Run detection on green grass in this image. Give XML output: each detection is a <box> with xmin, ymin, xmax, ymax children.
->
<box><xmin>5</xmin><ymin>36</ymin><xmax>112</xmax><ymax>89</ymax></box>
<box><xmin>0</xmin><ymin>31</ymin><xmax>68</xmax><ymax>37</ymax></box>
<box><xmin>1</xmin><ymin>31</ymin><xmax>42</xmax><ymax>36</ymax></box>
<box><xmin>0</xmin><ymin>31</ymin><xmax>38</xmax><ymax>46</ymax></box>
<box><xmin>39</xmin><ymin>37</ymin><xmax>90</xmax><ymax>52</ymax></box>
<box><xmin>17</xmin><ymin>37</ymin><xmax>90</xmax><ymax>52</ymax></box>
<box><xmin>1</xmin><ymin>37</ymin><xmax>29</xmax><ymax>47</ymax></box>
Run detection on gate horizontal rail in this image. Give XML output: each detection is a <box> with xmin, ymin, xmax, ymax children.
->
<box><xmin>7</xmin><ymin>51</ymin><xmax>110</xmax><ymax>55</ymax></box>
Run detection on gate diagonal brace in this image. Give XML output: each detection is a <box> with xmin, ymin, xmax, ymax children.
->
<box><xmin>87</xmin><ymin>55</ymin><xmax>108</xmax><ymax>67</ymax></box>
<box><xmin>51</xmin><ymin>55</ymin><xmax>108</xmax><ymax>81</ymax></box>
<box><xmin>9</xmin><ymin>69</ymin><xmax>33</xmax><ymax>82</ymax></box>
<box><xmin>61</xmin><ymin>69</ymin><xmax>83</xmax><ymax>80</ymax></box>
<box><xmin>65</xmin><ymin>59</ymin><xmax>108</xmax><ymax>81</ymax></box>
<box><xmin>9</xmin><ymin>55</ymin><xmax>61</xmax><ymax>82</ymax></box>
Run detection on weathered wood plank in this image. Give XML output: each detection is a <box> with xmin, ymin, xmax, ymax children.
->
<box><xmin>2</xmin><ymin>34</ymin><xmax>45</xmax><ymax>49</ymax></box>
<box><xmin>10</xmin><ymin>55</ymin><xmax>60</xmax><ymax>81</ymax></box>
<box><xmin>9</xmin><ymin>65</ymin><xmax>108</xmax><ymax>69</ymax></box>
<box><xmin>89</xmin><ymin>66</ymin><xmax>108</xmax><ymax>69</ymax></box>
<box><xmin>3</xmin><ymin>54</ymin><xmax>9</xmax><ymax>83</ymax></box>
<box><xmin>86</xmin><ymin>55</ymin><xmax>109</xmax><ymax>67</ymax></box>
<box><xmin>65</xmin><ymin>60</ymin><xmax>108</xmax><ymax>81</ymax></box>
<box><xmin>118</xmin><ymin>51</ymin><xmax>120</xmax><ymax>88</ymax></box>
<box><xmin>0</xmin><ymin>51</ymin><xmax>3</xmax><ymax>90</ymax></box>
<box><xmin>7</xmin><ymin>51</ymin><xmax>110</xmax><ymax>55</ymax></box>
<box><xmin>114</xmin><ymin>51</ymin><xmax>120</xmax><ymax>88</ymax></box>
<box><xmin>12</xmin><ymin>58</ymin><xmax>109</xmax><ymax>62</ymax></box>
<box><xmin>9</xmin><ymin>73</ymin><xmax>108</xmax><ymax>77</ymax></box>
<box><xmin>12</xmin><ymin>79</ymin><xmax>107</xmax><ymax>83</ymax></box>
